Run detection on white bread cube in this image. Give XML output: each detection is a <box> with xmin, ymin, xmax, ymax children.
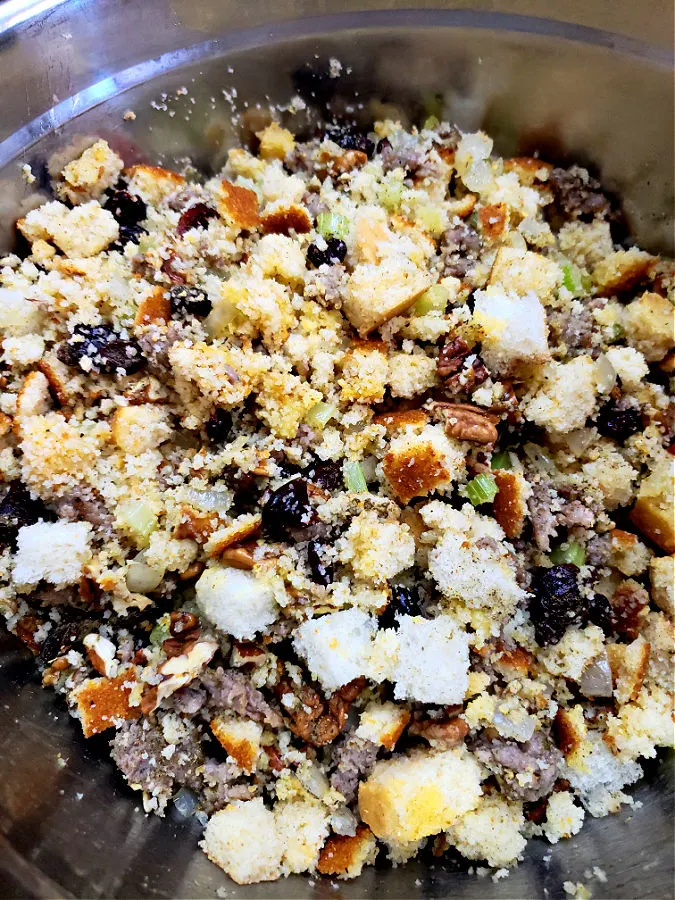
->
<box><xmin>524</xmin><ymin>356</ymin><xmax>597</xmax><ymax>434</ymax></box>
<box><xmin>343</xmin><ymin>258</ymin><xmax>431</xmax><ymax>336</ymax></box>
<box><xmin>0</xmin><ymin>289</ymin><xmax>44</xmax><ymax>337</ymax></box>
<box><xmin>110</xmin><ymin>405</ymin><xmax>172</xmax><ymax>454</ymax></box>
<box><xmin>650</xmin><ymin>556</ymin><xmax>675</xmax><ymax>618</ymax></box>
<box><xmin>275</xmin><ymin>799</ymin><xmax>329</xmax><ymax>875</ymax></box>
<box><xmin>293</xmin><ymin>608</ymin><xmax>376</xmax><ymax>692</ymax></box>
<box><xmin>488</xmin><ymin>246</ymin><xmax>562</xmax><ymax>300</ymax></box>
<box><xmin>201</xmin><ymin>798</ymin><xmax>283</xmax><ymax>884</ymax></box>
<box><xmin>337</xmin><ymin>510</ymin><xmax>415</xmax><ymax>584</ymax></box>
<box><xmin>210</xmin><ymin>715</ymin><xmax>263</xmax><ymax>773</ymax></box>
<box><xmin>605</xmin><ymin>685</ymin><xmax>674</xmax><ymax>760</ymax></box>
<box><xmin>18</xmin><ymin>201</ymin><xmax>119</xmax><ymax>258</ymax></box>
<box><xmin>604</xmin><ymin>347</ymin><xmax>649</xmax><ymax>389</ymax></box>
<box><xmin>564</xmin><ymin>732</ymin><xmax>642</xmax><ymax>817</ymax></box>
<box><xmin>14</xmin><ymin>521</ymin><xmax>92</xmax><ymax>586</ymax></box>
<box><xmin>382</xmin><ymin>424</ymin><xmax>464</xmax><ymax>505</ymax></box>
<box><xmin>57</xmin><ymin>140</ymin><xmax>124</xmax><ymax>204</ymax></box>
<box><xmin>446</xmin><ymin>794</ymin><xmax>526</xmax><ymax>867</ymax></box>
<box><xmin>543</xmin><ymin>791</ymin><xmax>584</xmax><ymax>844</ymax></box>
<box><xmin>473</xmin><ymin>285</ymin><xmax>549</xmax><ymax>374</ymax></box>
<box><xmin>195</xmin><ymin>565</ymin><xmax>278</xmax><ymax>640</ymax></box>
<box><xmin>390</xmin><ymin>615</ymin><xmax>470</xmax><ymax>705</ymax></box>
<box><xmin>355</xmin><ymin>701</ymin><xmax>411</xmax><ymax>750</ymax></box>
<box><xmin>358</xmin><ymin>748</ymin><xmax>482</xmax><ymax>843</ymax></box>
<box><xmin>256</xmin><ymin>122</ymin><xmax>295</xmax><ymax>161</ymax></box>
<box><xmin>623</xmin><ymin>291</ymin><xmax>675</xmax><ymax>362</ymax></box>
<box><xmin>339</xmin><ymin>341</ymin><xmax>389</xmax><ymax>404</ymax></box>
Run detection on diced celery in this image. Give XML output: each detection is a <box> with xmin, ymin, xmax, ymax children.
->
<box><xmin>306</xmin><ymin>402</ymin><xmax>337</xmax><ymax>430</ymax></box>
<box><xmin>490</xmin><ymin>450</ymin><xmax>513</xmax><ymax>471</ymax></box>
<box><xmin>422</xmin><ymin>115</ymin><xmax>440</xmax><ymax>131</ymax></box>
<box><xmin>343</xmin><ymin>460</ymin><xmax>368</xmax><ymax>493</ymax></box>
<box><xmin>464</xmin><ymin>473</ymin><xmax>499</xmax><ymax>506</ymax></box>
<box><xmin>561</xmin><ymin>262</ymin><xmax>589</xmax><ymax>298</ymax></box>
<box><xmin>550</xmin><ymin>541</ymin><xmax>586</xmax><ymax>567</ymax></box>
<box><xmin>415</xmin><ymin>204</ymin><xmax>445</xmax><ymax>236</ymax></box>
<box><xmin>317</xmin><ymin>212</ymin><xmax>350</xmax><ymax>240</ymax></box>
<box><xmin>378</xmin><ymin>180</ymin><xmax>403</xmax><ymax>211</ymax></box>
<box><xmin>150</xmin><ymin>613</ymin><xmax>171</xmax><ymax>647</ymax></box>
<box><xmin>607</xmin><ymin>322</ymin><xmax>626</xmax><ymax>343</ymax></box>
<box><xmin>413</xmin><ymin>284</ymin><xmax>449</xmax><ymax>316</ymax></box>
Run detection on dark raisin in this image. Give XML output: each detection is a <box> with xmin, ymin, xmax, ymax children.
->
<box><xmin>379</xmin><ymin>584</ymin><xmax>423</xmax><ymax>630</ymax></box>
<box><xmin>205</xmin><ymin>408</ymin><xmax>233</xmax><ymax>445</ymax></box>
<box><xmin>0</xmin><ymin>483</ymin><xmax>51</xmax><ymax>547</ymax></box>
<box><xmin>307</xmin><ymin>237</ymin><xmax>347</xmax><ymax>268</ymax></box>
<box><xmin>306</xmin><ymin>460</ymin><xmax>343</xmax><ymax>492</ymax></box>
<box><xmin>376</xmin><ymin>137</ymin><xmax>392</xmax><ymax>155</ymax></box>
<box><xmin>38</xmin><ymin>615</ymin><xmax>96</xmax><ymax>664</ymax></box>
<box><xmin>595</xmin><ymin>400</ymin><xmax>642</xmax><ymax>443</ymax></box>
<box><xmin>262</xmin><ymin>478</ymin><xmax>315</xmax><ymax>541</ymax></box>
<box><xmin>103</xmin><ymin>189</ymin><xmax>147</xmax><ymax>226</ymax></box>
<box><xmin>307</xmin><ymin>540</ymin><xmax>333</xmax><ymax>586</ymax></box>
<box><xmin>169</xmin><ymin>285</ymin><xmax>212</xmax><ymax>318</ymax></box>
<box><xmin>177</xmin><ymin>203</ymin><xmax>217</xmax><ymax>237</ymax></box>
<box><xmin>112</xmin><ymin>222</ymin><xmax>147</xmax><ymax>250</ymax></box>
<box><xmin>529</xmin><ymin>564</ymin><xmax>587</xmax><ymax>646</ymax></box>
<box><xmin>587</xmin><ymin>593</ymin><xmax>613</xmax><ymax>635</ymax></box>
<box><xmin>325</xmin><ymin>125</ymin><xmax>375</xmax><ymax>159</ymax></box>
<box><xmin>57</xmin><ymin>323</ymin><xmax>146</xmax><ymax>375</ymax></box>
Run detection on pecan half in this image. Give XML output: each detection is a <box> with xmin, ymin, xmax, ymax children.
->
<box><xmin>275</xmin><ymin>675</ymin><xmax>366</xmax><ymax>746</ymax></box>
<box><xmin>431</xmin><ymin>402</ymin><xmax>499</xmax><ymax>444</ymax></box>
<box><xmin>437</xmin><ymin>336</ymin><xmax>471</xmax><ymax>378</ymax></box>
<box><xmin>409</xmin><ymin>709</ymin><xmax>468</xmax><ymax>747</ymax></box>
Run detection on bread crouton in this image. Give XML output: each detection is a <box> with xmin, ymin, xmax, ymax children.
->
<box><xmin>196</xmin><ymin>565</ymin><xmax>278</xmax><ymax>640</ymax></box>
<box><xmin>339</xmin><ymin>341</ymin><xmax>388</xmax><ymax>403</ymax></box>
<box><xmin>261</xmin><ymin>202</ymin><xmax>312</xmax><ymax>236</ymax></box>
<box><xmin>609</xmin><ymin>529</ymin><xmax>651</xmax><ymax>576</ymax></box>
<box><xmin>524</xmin><ymin>356</ymin><xmax>598</xmax><ymax>434</ymax></box>
<box><xmin>355</xmin><ymin>701</ymin><xmax>410</xmax><ymax>750</ymax></box>
<box><xmin>488</xmin><ymin>247</ymin><xmax>562</xmax><ymax>301</ymax></box>
<box><xmin>110</xmin><ymin>404</ymin><xmax>172</xmax><ymax>454</ymax></box>
<box><xmin>134</xmin><ymin>287</ymin><xmax>171</xmax><ymax>326</ymax></box>
<box><xmin>317</xmin><ymin>825</ymin><xmax>378</xmax><ymax>878</ymax></box>
<box><xmin>211</xmin><ymin>715</ymin><xmax>263</xmax><ymax>773</ymax></box>
<box><xmin>216</xmin><ymin>180</ymin><xmax>261</xmax><ymax>230</ymax></box>
<box><xmin>492</xmin><ymin>469</ymin><xmax>530</xmax><ymax>539</ymax></box>
<box><xmin>622</xmin><ymin>291</ymin><xmax>675</xmax><ymax>362</ymax></box>
<box><xmin>337</xmin><ymin>510</ymin><xmax>415</xmax><ymax>583</ymax></box>
<box><xmin>592</xmin><ymin>249</ymin><xmax>655</xmax><ymax>296</ymax></box>
<box><xmin>124</xmin><ymin>165</ymin><xmax>185</xmax><ymax>206</ymax></box>
<box><xmin>255</xmin><ymin>371</ymin><xmax>322</xmax><ymax>438</ymax></box>
<box><xmin>13</xmin><ymin>520</ymin><xmax>92</xmax><ymax>586</ymax></box>
<box><xmin>256</xmin><ymin>122</ymin><xmax>295</xmax><ymax>161</ymax></box>
<box><xmin>74</xmin><ymin>669</ymin><xmax>141</xmax><ymax>737</ymax></box>
<box><xmin>387</xmin><ymin>351</ymin><xmax>437</xmax><ymax>399</ymax></box>
<box><xmin>650</xmin><ymin>556</ymin><xmax>675</xmax><ymax>618</ymax></box>
<box><xmin>275</xmin><ymin>799</ymin><xmax>330</xmax><ymax>875</ymax></box>
<box><xmin>293</xmin><ymin>608</ymin><xmax>376</xmax><ymax>693</ymax></box>
<box><xmin>56</xmin><ymin>140</ymin><xmax>124</xmax><ymax>204</ymax></box>
<box><xmin>201</xmin><ymin>799</ymin><xmax>283</xmax><ymax>884</ymax></box>
<box><xmin>608</xmin><ymin>635</ymin><xmax>651</xmax><ymax>704</ymax></box>
<box><xmin>446</xmin><ymin>793</ymin><xmax>526</xmax><ymax>867</ymax></box>
<box><xmin>629</xmin><ymin>457</ymin><xmax>675</xmax><ymax>553</ymax></box>
<box><xmin>473</xmin><ymin>285</ymin><xmax>549</xmax><ymax>374</ymax></box>
<box><xmin>389</xmin><ymin>615</ymin><xmax>470</xmax><ymax>705</ymax></box>
<box><xmin>344</xmin><ymin>258</ymin><xmax>431</xmax><ymax>336</ymax></box>
<box><xmin>358</xmin><ymin>748</ymin><xmax>482</xmax><ymax>843</ymax></box>
<box><xmin>18</xmin><ymin>201</ymin><xmax>119</xmax><ymax>258</ymax></box>
<box><xmin>382</xmin><ymin>423</ymin><xmax>464</xmax><ymax>505</ymax></box>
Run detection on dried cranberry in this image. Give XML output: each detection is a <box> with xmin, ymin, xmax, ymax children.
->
<box><xmin>595</xmin><ymin>400</ymin><xmax>642</xmax><ymax>443</ymax></box>
<box><xmin>104</xmin><ymin>189</ymin><xmax>147</xmax><ymax>226</ymax></box>
<box><xmin>379</xmin><ymin>584</ymin><xmax>423</xmax><ymax>630</ymax></box>
<box><xmin>58</xmin><ymin>324</ymin><xmax>146</xmax><ymax>375</ymax></box>
<box><xmin>177</xmin><ymin>203</ymin><xmax>217</xmax><ymax>237</ymax></box>
<box><xmin>262</xmin><ymin>478</ymin><xmax>316</xmax><ymax>541</ymax></box>
<box><xmin>529</xmin><ymin>564</ymin><xmax>586</xmax><ymax>646</ymax></box>
<box><xmin>307</xmin><ymin>540</ymin><xmax>333</xmax><ymax>586</ymax></box>
<box><xmin>169</xmin><ymin>285</ymin><xmax>212</xmax><ymax>318</ymax></box>
<box><xmin>587</xmin><ymin>593</ymin><xmax>613</xmax><ymax>635</ymax></box>
<box><xmin>307</xmin><ymin>237</ymin><xmax>347</xmax><ymax>268</ymax></box>
<box><xmin>112</xmin><ymin>222</ymin><xmax>147</xmax><ymax>250</ymax></box>
<box><xmin>325</xmin><ymin>125</ymin><xmax>375</xmax><ymax>158</ymax></box>
<box><xmin>0</xmin><ymin>483</ymin><xmax>51</xmax><ymax>547</ymax></box>
<box><xmin>306</xmin><ymin>460</ymin><xmax>343</xmax><ymax>492</ymax></box>
<box><xmin>205</xmin><ymin>408</ymin><xmax>233</xmax><ymax>445</ymax></box>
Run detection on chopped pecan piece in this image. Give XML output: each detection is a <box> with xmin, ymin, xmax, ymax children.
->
<box><xmin>409</xmin><ymin>712</ymin><xmax>468</xmax><ymax>747</ymax></box>
<box><xmin>431</xmin><ymin>402</ymin><xmax>499</xmax><ymax>444</ymax></box>
<box><xmin>275</xmin><ymin>675</ymin><xmax>366</xmax><ymax>747</ymax></box>
<box><xmin>437</xmin><ymin>336</ymin><xmax>471</xmax><ymax>378</ymax></box>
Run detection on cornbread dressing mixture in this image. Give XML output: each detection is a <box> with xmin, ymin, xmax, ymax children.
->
<box><xmin>0</xmin><ymin>115</ymin><xmax>673</xmax><ymax>885</ymax></box>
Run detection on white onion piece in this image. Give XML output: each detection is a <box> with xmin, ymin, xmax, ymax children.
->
<box><xmin>564</xmin><ymin>427</ymin><xmax>597</xmax><ymax>456</ymax></box>
<box><xmin>463</xmin><ymin>159</ymin><xmax>494</xmax><ymax>192</ymax></box>
<box><xmin>126</xmin><ymin>556</ymin><xmax>165</xmax><ymax>593</ymax></box>
<box><xmin>330</xmin><ymin>805</ymin><xmax>358</xmax><ymax>836</ymax></box>
<box><xmin>297</xmin><ymin>760</ymin><xmax>330</xmax><ymax>799</ymax></box>
<box><xmin>579</xmin><ymin>652</ymin><xmax>613</xmax><ymax>698</ymax></box>
<box><xmin>595</xmin><ymin>354</ymin><xmax>617</xmax><ymax>394</ymax></box>
<box><xmin>524</xmin><ymin>442</ymin><xmax>557</xmax><ymax>475</ymax></box>
<box><xmin>183</xmin><ymin>488</ymin><xmax>231</xmax><ymax>512</ymax></box>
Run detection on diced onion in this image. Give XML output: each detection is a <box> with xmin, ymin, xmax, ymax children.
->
<box><xmin>595</xmin><ymin>354</ymin><xmax>617</xmax><ymax>394</ymax></box>
<box><xmin>183</xmin><ymin>488</ymin><xmax>231</xmax><ymax>512</ymax></box>
<box><xmin>579</xmin><ymin>652</ymin><xmax>613</xmax><ymax>698</ymax></box>
<box><xmin>305</xmin><ymin>402</ymin><xmax>337</xmax><ymax>430</ymax></box>
<box><xmin>126</xmin><ymin>554</ymin><xmax>165</xmax><ymax>593</ymax></box>
<box><xmin>414</xmin><ymin>284</ymin><xmax>449</xmax><ymax>316</ymax></box>
<box><xmin>330</xmin><ymin>805</ymin><xmax>358</xmax><ymax>836</ymax></box>
<box><xmin>523</xmin><ymin>443</ymin><xmax>557</xmax><ymax>475</ymax></box>
<box><xmin>297</xmin><ymin>761</ymin><xmax>330</xmax><ymax>799</ymax></box>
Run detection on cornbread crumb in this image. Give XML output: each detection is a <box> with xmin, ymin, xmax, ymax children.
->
<box><xmin>524</xmin><ymin>356</ymin><xmax>598</xmax><ymax>434</ymax></box>
<box><xmin>446</xmin><ymin>794</ymin><xmax>526</xmax><ymax>867</ymax></box>
<box><xmin>543</xmin><ymin>791</ymin><xmax>584</xmax><ymax>844</ymax></box>
<box><xmin>19</xmin><ymin>200</ymin><xmax>119</xmax><ymax>258</ymax></box>
<box><xmin>337</xmin><ymin>510</ymin><xmax>415</xmax><ymax>583</ymax></box>
<box><xmin>56</xmin><ymin>140</ymin><xmax>124</xmax><ymax>204</ymax></box>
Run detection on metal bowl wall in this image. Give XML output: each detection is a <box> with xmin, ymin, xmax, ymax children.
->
<box><xmin>0</xmin><ymin>3</ymin><xmax>673</xmax><ymax>898</ymax></box>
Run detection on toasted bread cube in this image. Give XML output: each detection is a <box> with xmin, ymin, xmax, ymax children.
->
<box><xmin>111</xmin><ymin>404</ymin><xmax>172</xmax><ymax>454</ymax></box>
<box><xmin>317</xmin><ymin>825</ymin><xmax>378</xmax><ymax>879</ymax></box>
<box><xmin>650</xmin><ymin>556</ymin><xmax>675</xmax><ymax>618</ymax></box>
<box><xmin>473</xmin><ymin>285</ymin><xmax>549</xmax><ymax>375</ymax></box>
<box><xmin>609</xmin><ymin>529</ymin><xmax>651</xmax><ymax>576</ymax></box>
<box><xmin>261</xmin><ymin>202</ymin><xmax>312</xmax><ymax>236</ymax></box>
<box><xmin>256</xmin><ymin>122</ymin><xmax>295</xmax><ymax>161</ymax></box>
<box><xmin>253</xmin><ymin>233</ymin><xmax>306</xmax><ymax>284</ymax></box>
<box><xmin>344</xmin><ymin>258</ymin><xmax>432</xmax><ymax>336</ymax></box>
<box><xmin>608</xmin><ymin>635</ymin><xmax>651</xmax><ymax>704</ymax></box>
<box><xmin>18</xmin><ymin>201</ymin><xmax>119</xmax><ymax>258</ymax></box>
<box><xmin>57</xmin><ymin>140</ymin><xmax>124</xmax><ymax>204</ymax></box>
<box><xmin>196</xmin><ymin>565</ymin><xmax>278</xmax><ymax>640</ymax></box>
<box><xmin>201</xmin><ymin>798</ymin><xmax>283</xmax><ymax>884</ymax></box>
<box><xmin>19</xmin><ymin>412</ymin><xmax>102</xmax><ymax>498</ymax></box>
<box><xmin>372</xmin><ymin>409</ymin><xmax>429</xmax><ymax>434</ymax></box>
<box><xmin>382</xmin><ymin>424</ymin><xmax>464</xmax><ymax>505</ymax></box>
<box><xmin>216</xmin><ymin>180</ymin><xmax>260</xmax><ymax>230</ymax></box>
<box><xmin>14</xmin><ymin>520</ymin><xmax>92</xmax><ymax>586</ymax></box>
<box><xmin>205</xmin><ymin>513</ymin><xmax>262</xmax><ymax>558</ymax></box>
<box><xmin>355</xmin><ymin>701</ymin><xmax>411</xmax><ymax>751</ymax></box>
<box><xmin>134</xmin><ymin>287</ymin><xmax>171</xmax><ymax>326</ymax></box>
<box><xmin>339</xmin><ymin>341</ymin><xmax>388</xmax><ymax>403</ymax></box>
<box><xmin>124</xmin><ymin>165</ymin><xmax>185</xmax><ymax>206</ymax></box>
<box><xmin>554</xmin><ymin>705</ymin><xmax>588</xmax><ymax>766</ymax></box>
<box><xmin>390</xmin><ymin>615</ymin><xmax>470</xmax><ymax>705</ymax></box>
<box><xmin>211</xmin><ymin>715</ymin><xmax>263</xmax><ymax>773</ymax></box>
<box><xmin>337</xmin><ymin>510</ymin><xmax>415</xmax><ymax>584</ymax></box>
<box><xmin>446</xmin><ymin>794</ymin><xmax>526</xmax><ymax>867</ymax></box>
<box><xmin>630</xmin><ymin>457</ymin><xmax>675</xmax><ymax>553</ymax></box>
<box><xmin>169</xmin><ymin>341</ymin><xmax>267</xmax><ymax>410</ymax></box>
<box><xmin>74</xmin><ymin>669</ymin><xmax>141</xmax><ymax>737</ymax></box>
<box><xmin>478</xmin><ymin>202</ymin><xmax>508</xmax><ymax>241</ymax></box>
<box><xmin>358</xmin><ymin>748</ymin><xmax>482</xmax><ymax>843</ymax></box>
<box><xmin>492</xmin><ymin>469</ymin><xmax>530</xmax><ymax>539</ymax></box>
<box><xmin>592</xmin><ymin>249</ymin><xmax>654</xmax><ymax>296</ymax></box>
<box><xmin>275</xmin><ymin>799</ymin><xmax>330</xmax><ymax>875</ymax></box>
<box><xmin>623</xmin><ymin>291</ymin><xmax>675</xmax><ymax>362</ymax></box>
<box><xmin>543</xmin><ymin>791</ymin><xmax>584</xmax><ymax>844</ymax></box>
<box><xmin>488</xmin><ymin>247</ymin><xmax>562</xmax><ymax>301</ymax></box>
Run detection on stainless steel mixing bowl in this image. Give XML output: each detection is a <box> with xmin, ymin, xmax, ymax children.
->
<box><xmin>0</xmin><ymin>2</ymin><xmax>673</xmax><ymax>897</ymax></box>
